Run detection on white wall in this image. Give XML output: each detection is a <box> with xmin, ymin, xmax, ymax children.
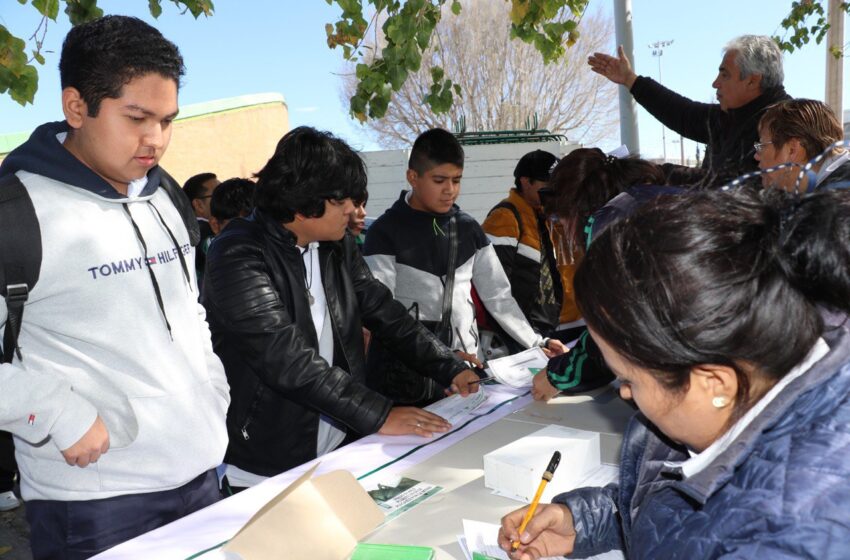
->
<box><xmin>361</xmin><ymin>140</ymin><xmax>581</xmax><ymax>222</ymax></box>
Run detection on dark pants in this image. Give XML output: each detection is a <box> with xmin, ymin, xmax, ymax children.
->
<box><xmin>26</xmin><ymin>469</ymin><xmax>219</xmax><ymax>560</ymax></box>
<box><xmin>0</xmin><ymin>431</ymin><xmax>16</xmax><ymax>493</ymax></box>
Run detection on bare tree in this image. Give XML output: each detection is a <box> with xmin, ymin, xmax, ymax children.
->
<box><xmin>340</xmin><ymin>1</ymin><xmax>618</xmax><ymax>149</ymax></box>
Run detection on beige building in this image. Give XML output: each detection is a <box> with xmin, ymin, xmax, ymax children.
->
<box><xmin>0</xmin><ymin>92</ymin><xmax>290</xmax><ymax>185</ymax></box>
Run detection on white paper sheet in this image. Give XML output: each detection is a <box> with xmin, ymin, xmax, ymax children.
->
<box><xmin>425</xmin><ymin>386</ymin><xmax>488</xmax><ymax>425</ymax></box>
<box><xmin>459</xmin><ymin>519</ymin><xmax>624</xmax><ymax>560</ymax></box>
<box><xmin>486</xmin><ymin>347</ymin><xmax>549</xmax><ymax>388</ymax></box>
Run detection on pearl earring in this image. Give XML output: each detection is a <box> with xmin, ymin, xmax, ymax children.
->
<box><xmin>712</xmin><ymin>396</ymin><xmax>729</xmax><ymax>409</ymax></box>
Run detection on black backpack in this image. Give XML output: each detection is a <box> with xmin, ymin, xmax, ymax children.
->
<box><xmin>0</xmin><ymin>170</ymin><xmax>199</xmax><ymax>364</ymax></box>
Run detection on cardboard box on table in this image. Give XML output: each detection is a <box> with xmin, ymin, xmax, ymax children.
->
<box><xmin>483</xmin><ymin>424</ymin><xmax>601</xmax><ymax>503</ymax></box>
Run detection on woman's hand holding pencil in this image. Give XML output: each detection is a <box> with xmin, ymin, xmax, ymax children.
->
<box><xmin>497</xmin><ymin>503</ymin><xmax>576</xmax><ymax>559</ymax></box>
<box><xmin>498</xmin><ymin>451</ymin><xmax>576</xmax><ymax>559</ymax></box>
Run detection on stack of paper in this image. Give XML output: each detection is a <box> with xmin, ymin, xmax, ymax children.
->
<box><xmin>486</xmin><ymin>347</ymin><xmax>549</xmax><ymax>388</ymax></box>
<box><xmin>424</xmin><ymin>386</ymin><xmax>488</xmax><ymax>425</ymax></box>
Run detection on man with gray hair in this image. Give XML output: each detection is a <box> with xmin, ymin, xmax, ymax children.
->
<box><xmin>589</xmin><ymin>35</ymin><xmax>790</xmax><ymax>181</ymax></box>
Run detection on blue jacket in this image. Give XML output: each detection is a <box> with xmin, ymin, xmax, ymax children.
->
<box><xmin>556</xmin><ymin>324</ymin><xmax>850</xmax><ymax>559</ymax></box>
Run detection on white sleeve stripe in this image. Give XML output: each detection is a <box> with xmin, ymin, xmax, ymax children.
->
<box><xmin>516</xmin><ymin>243</ymin><xmax>541</xmax><ymax>262</ymax></box>
<box><xmin>486</xmin><ymin>234</ymin><xmax>518</xmax><ymax>247</ymax></box>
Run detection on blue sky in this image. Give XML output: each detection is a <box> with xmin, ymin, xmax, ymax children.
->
<box><xmin>1</xmin><ymin>1</ymin><xmax>848</xmax><ymax>160</ymax></box>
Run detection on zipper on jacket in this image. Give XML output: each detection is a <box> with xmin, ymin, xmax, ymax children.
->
<box><xmin>239</xmin><ymin>384</ymin><xmax>267</xmax><ymax>441</ymax></box>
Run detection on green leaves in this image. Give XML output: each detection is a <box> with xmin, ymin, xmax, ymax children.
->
<box><xmin>0</xmin><ymin>24</ymin><xmax>38</xmax><ymax>105</ymax></box>
<box><xmin>329</xmin><ymin>0</ymin><xmax>590</xmax><ymax>121</ymax></box>
<box><xmin>64</xmin><ymin>0</ymin><xmax>104</xmax><ymax>25</ymax></box>
<box><xmin>2</xmin><ymin>0</ymin><xmax>215</xmax><ymax>105</ymax></box>
<box><xmin>774</xmin><ymin>0</ymin><xmax>850</xmax><ymax>57</ymax></box>
<box><xmin>32</xmin><ymin>0</ymin><xmax>60</xmax><ymax>19</ymax></box>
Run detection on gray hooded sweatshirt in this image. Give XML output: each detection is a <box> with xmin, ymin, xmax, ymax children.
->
<box><xmin>0</xmin><ymin>122</ymin><xmax>229</xmax><ymax>501</ymax></box>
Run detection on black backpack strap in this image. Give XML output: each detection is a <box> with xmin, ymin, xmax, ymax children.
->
<box><xmin>487</xmin><ymin>201</ymin><xmax>524</xmax><ymax>244</ymax></box>
<box><xmin>158</xmin><ymin>168</ymin><xmax>201</xmax><ymax>247</ymax></box>
<box><xmin>0</xmin><ymin>174</ymin><xmax>42</xmax><ymax>363</ymax></box>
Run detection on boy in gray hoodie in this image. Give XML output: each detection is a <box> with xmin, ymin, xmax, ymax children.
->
<box><xmin>0</xmin><ymin>15</ymin><xmax>229</xmax><ymax>559</ymax></box>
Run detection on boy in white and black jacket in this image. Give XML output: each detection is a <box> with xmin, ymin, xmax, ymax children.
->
<box><xmin>363</xmin><ymin>129</ymin><xmax>565</xmax><ymax>403</ymax></box>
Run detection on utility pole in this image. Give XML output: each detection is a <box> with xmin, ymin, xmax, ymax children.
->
<box><xmin>649</xmin><ymin>40</ymin><xmax>673</xmax><ymax>162</ymax></box>
<box><xmin>825</xmin><ymin>0</ymin><xmax>844</xmax><ymax>120</ymax></box>
<box><xmin>613</xmin><ymin>0</ymin><xmax>640</xmax><ymax>154</ymax></box>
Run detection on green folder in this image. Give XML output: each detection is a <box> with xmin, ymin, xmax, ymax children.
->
<box><xmin>350</xmin><ymin>543</ymin><xmax>435</xmax><ymax>560</ymax></box>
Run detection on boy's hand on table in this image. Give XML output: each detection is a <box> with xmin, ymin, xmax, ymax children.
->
<box><xmin>379</xmin><ymin>407</ymin><xmax>451</xmax><ymax>437</ymax></box>
<box><xmin>531</xmin><ymin>369</ymin><xmax>560</xmax><ymax>401</ymax></box>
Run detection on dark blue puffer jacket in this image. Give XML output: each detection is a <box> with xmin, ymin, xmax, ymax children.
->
<box><xmin>555</xmin><ymin>324</ymin><xmax>850</xmax><ymax>559</ymax></box>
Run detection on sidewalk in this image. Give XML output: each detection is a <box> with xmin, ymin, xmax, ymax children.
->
<box><xmin>0</xmin><ymin>487</ymin><xmax>30</xmax><ymax>560</ymax></box>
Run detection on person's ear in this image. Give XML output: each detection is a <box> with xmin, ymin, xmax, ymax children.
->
<box><xmin>406</xmin><ymin>168</ymin><xmax>419</xmax><ymax>189</ymax></box>
<box><xmin>209</xmin><ymin>216</ymin><xmax>221</xmax><ymax>236</ymax></box>
<box><xmin>62</xmin><ymin>87</ymin><xmax>88</xmax><ymax>129</ymax></box>
<box><xmin>689</xmin><ymin>364</ymin><xmax>738</xmax><ymax>410</ymax></box>
<box><xmin>191</xmin><ymin>198</ymin><xmax>205</xmax><ymax>215</ymax></box>
<box><xmin>748</xmin><ymin>73</ymin><xmax>763</xmax><ymax>93</ymax></box>
<box><xmin>785</xmin><ymin>138</ymin><xmax>807</xmax><ymax>163</ymax></box>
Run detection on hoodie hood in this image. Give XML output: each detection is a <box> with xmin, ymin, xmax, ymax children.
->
<box><xmin>0</xmin><ymin>121</ymin><xmax>161</xmax><ymax>201</ymax></box>
<box><xmin>389</xmin><ymin>189</ymin><xmax>460</xmax><ymax>220</ymax></box>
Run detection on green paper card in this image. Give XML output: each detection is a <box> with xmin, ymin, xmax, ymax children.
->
<box><xmin>350</xmin><ymin>543</ymin><xmax>434</xmax><ymax>560</ymax></box>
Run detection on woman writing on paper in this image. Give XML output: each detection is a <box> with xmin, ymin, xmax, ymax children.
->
<box><xmin>499</xmin><ymin>187</ymin><xmax>850</xmax><ymax>559</ymax></box>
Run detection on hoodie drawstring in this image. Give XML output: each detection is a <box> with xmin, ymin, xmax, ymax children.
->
<box><xmin>147</xmin><ymin>201</ymin><xmax>191</xmax><ymax>286</ymax></box>
<box><xmin>432</xmin><ymin>218</ymin><xmax>446</xmax><ymax>237</ymax></box>
<box><xmin>122</xmin><ymin>203</ymin><xmax>174</xmax><ymax>340</ymax></box>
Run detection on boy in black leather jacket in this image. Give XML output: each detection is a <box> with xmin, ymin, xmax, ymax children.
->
<box><xmin>202</xmin><ymin>127</ymin><xmax>479</xmax><ymax>489</ymax></box>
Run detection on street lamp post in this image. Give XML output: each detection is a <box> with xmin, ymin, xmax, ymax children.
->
<box><xmin>649</xmin><ymin>39</ymin><xmax>673</xmax><ymax>162</ymax></box>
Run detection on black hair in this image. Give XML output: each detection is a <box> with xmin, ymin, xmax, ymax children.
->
<box><xmin>546</xmin><ymin>148</ymin><xmax>666</xmax><ymax>246</ymax></box>
<box><xmin>353</xmin><ymin>189</ymin><xmax>369</xmax><ymax>207</ymax></box>
<box><xmin>574</xmin><ymin>187</ymin><xmax>850</xmax><ymax>419</ymax></box>
<box><xmin>408</xmin><ymin>128</ymin><xmax>464</xmax><ymax>174</ymax></box>
<box><xmin>211</xmin><ymin>178</ymin><xmax>255</xmax><ymax>221</ymax></box>
<box><xmin>254</xmin><ymin>126</ymin><xmax>367</xmax><ymax>223</ymax></box>
<box><xmin>60</xmin><ymin>15</ymin><xmax>184</xmax><ymax>117</ymax></box>
<box><xmin>183</xmin><ymin>172</ymin><xmax>218</xmax><ymax>202</ymax></box>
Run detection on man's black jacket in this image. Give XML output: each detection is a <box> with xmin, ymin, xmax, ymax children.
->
<box><xmin>202</xmin><ymin>210</ymin><xmax>467</xmax><ymax>476</ymax></box>
<box><xmin>630</xmin><ymin>76</ymin><xmax>790</xmax><ymax>184</ymax></box>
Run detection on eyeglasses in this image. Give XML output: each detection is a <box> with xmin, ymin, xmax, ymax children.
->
<box><xmin>753</xmin><ymin>141</ymin><xmax>773</xmax><ymax>153</ymax></box>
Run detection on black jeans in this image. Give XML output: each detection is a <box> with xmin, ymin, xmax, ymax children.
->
<box><xmin>0</xmin><ymin>431</ymin><xmax>16</xmax><ymax>493</ymax></box>
<box><xmin>26</xmin><ymin>469</ymin><xmax>219</xmax><ymax>560</ymax></box>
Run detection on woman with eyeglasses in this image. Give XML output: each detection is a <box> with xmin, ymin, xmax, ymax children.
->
<box><xmin>500</xmin><ymin>187</ymin><xmax>850</xmax><ymax>559</ymax></box>
<box><xmin>754</xmin><ymin>98</ymin><xmax>849</xmax><ymax>193</ymax></box>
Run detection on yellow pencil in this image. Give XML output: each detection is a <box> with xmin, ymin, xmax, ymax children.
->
<box><xmin>510</xmin><ymin>451</ymin><xmax>562</xmax><ymax>552</ymax></box>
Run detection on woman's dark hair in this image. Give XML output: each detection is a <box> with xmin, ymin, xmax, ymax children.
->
<box><xmin>574</xmin><ymin>187</ymin><xmax>850</xmax><ymax>418</ymax></box>
<box><xmin>254</xmin><ymin>127</ymin><xmax>367</xmax><ymax>223</ymax></box>
<box><xmin>545</xmin><ymin>148</ymin><xmax>666</xmax><ymax>246</ymax></box>
<box><xmin>60</xmin><ymin>15</ymin><xmax>184</xmax><ymax>116</ymax></box>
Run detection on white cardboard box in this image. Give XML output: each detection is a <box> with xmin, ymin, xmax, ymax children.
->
<box><xmin>483</xmin><ymin>424</ymin><xmax>601</xmax><ymax>503</ymax></box>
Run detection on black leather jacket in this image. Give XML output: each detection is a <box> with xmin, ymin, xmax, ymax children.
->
<box><xmin>203</xmin><ymin>210</ymin><xmax>467</xmax><ymax>476</ymax></box>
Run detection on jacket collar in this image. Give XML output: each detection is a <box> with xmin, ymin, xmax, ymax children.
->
<box><xmin>726</xmin><ymin>86</ymin><xmax>788</xmax><ymax>121</ymax></box>
<box><xmin>252</xmin><ymin>209</ymin><xmax>345</xmax><ymax>256</ymax></box>
<box><xmin>666</xmin><ymin>324</ymin><xmax>850</xmax><ymax>504</ymax></box>
<box><xmin>393</xmin><ymin>189</ymin><xmax>460</xmax><ymax>219</ymax></box>
<box><xmin>507</xmin><ymin>189</ymin><xmax>537</xmax><ymax>215</ymax></box>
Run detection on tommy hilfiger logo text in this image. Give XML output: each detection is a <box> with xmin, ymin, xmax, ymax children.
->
<box><xmin>87</xmin><ymin>244</ymin><xmax>191</xmax><ymax>280</ymax></box>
